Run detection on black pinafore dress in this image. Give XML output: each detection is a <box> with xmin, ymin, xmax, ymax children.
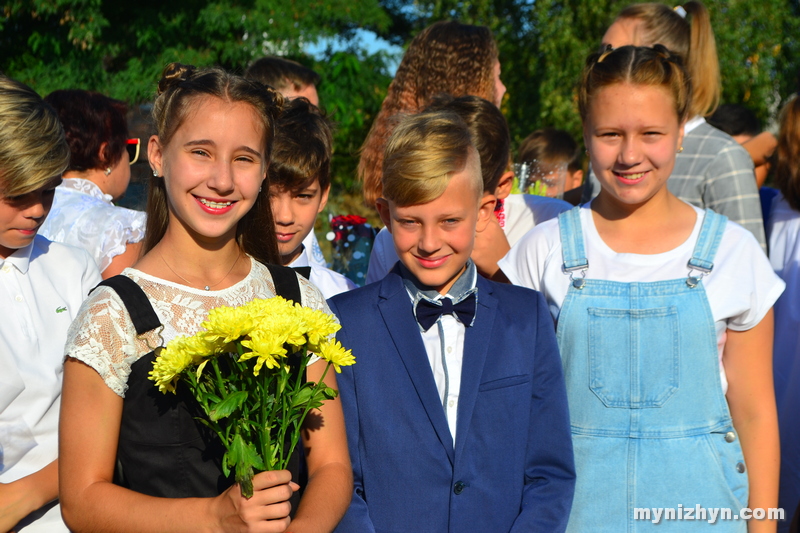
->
<box><xmin>95</xmin><ymin>264</ymin><xmax>304</xmax><ymax>511</ymax></box>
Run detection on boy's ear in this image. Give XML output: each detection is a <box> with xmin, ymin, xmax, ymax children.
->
<box><xmin>476</xmin><ymin>192</ymin><xmax>496</xmax><ymax>233</ymax></box>
<box><xmin>568</xmin><ymin>169</ymin><xmax>584</xmax><ymax>191</ymax></box>
<box><xmin>376</xmin><ymin>198</ymin><xmax>392</xmax><ymax>233</ymax></box>
<box><xmin>494</xmin><ymin>170</ymin><xmax>515</xmax><ymax>200</ymax></box>
<box><xmin>317</xmin><ymin>184</ymin><xmax>330</xmax><ymax>214</ymax></box>
<box><xmin>147</xmin><ymin>135</ymin><xmax>164</xmax><ymax>176</ymax></box>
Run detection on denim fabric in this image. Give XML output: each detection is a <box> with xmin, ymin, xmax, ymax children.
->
<box><xmin>557</xmin><ymin>207</ymin><xmax>748</xmax><ymax>532</ymax></box>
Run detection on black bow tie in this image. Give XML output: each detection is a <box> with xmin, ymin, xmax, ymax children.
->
<box><xmin>292</xmin><ymin>266</ymin><xmax>312</xmax><ymax>280</ymax></box>
<box><xmin>415</xmin><ymin>293</ymin><xmax>477</xmax><ymax>331</ymax></box>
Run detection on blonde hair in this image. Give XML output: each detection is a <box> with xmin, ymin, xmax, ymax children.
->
<box><xmin>614</xmin><ymin>1</ymin><xmax>719</xmax><ymax>117</ymax></box>
<box><xmin>579</xmin><ymin>45</ymin><xmax>692</xmax><ymax>125</ymax></box>
<box><xmin>360</xmin><ymin>21</ymin><xmax>498</xmax><ymax>207</ymax></box>
<box><xmin>0</xmin><ymin>76</ymin><xmax>69</xmax><ymax>196</ymax></box>
<box><xmin>382</xmin><ymin>109</ymin><xmax>481</xmax><ymax>207</ymax></box>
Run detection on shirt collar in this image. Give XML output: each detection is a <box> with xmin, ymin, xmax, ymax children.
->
<box><xmin>400</xmin><ymin>259</ymin><xmax>478</xmax><ymax>303</ymax></box>
<box><xmin>61</xmin><ymin>178</ymin><xmax>114</xmax><ymax>204</ymax></box>
<box><xmin>287</xmin><ymin>245</ymin><xmax>310</xmax><ymax>268</ymax></box>
<box><xmin>0</xmin><ymin>239</ymin><xmax>35</xmax><ymax>274</ymax></box>
<box><xmin>684</xmin><ymin>116</ymin><xmax>706</xmax><ymax>135</ymax></box>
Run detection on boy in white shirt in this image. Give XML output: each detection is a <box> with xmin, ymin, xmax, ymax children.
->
<box><xmin>269</xmin><ymin>97</ymin><xmax>356</xmax><ymax>297</ymax></box>
<box><xmin>0</xmin><ymin>75</ymin><xmax>101</xmax><ymax>532</ymax></box>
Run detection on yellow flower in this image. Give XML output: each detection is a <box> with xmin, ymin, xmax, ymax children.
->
<box><xmin>295</xmin><ymin>306</ymin><xmax>340</xmax><ymax>349</ymax></box>
<box><xmin>240</xmin><ymin>329</ymin><xmax>289</xmax><ymax>376</ymax></box>
<box><xmin>203</xmin><ymin>305</ymin><xmax>256</xmax><ymax>343</ymax></box>
<box><xmin>316</xmin><ymin>339</ymin><xmax>355</xmax><ymax>373</ymax></box>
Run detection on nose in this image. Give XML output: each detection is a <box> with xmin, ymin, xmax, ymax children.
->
<box><xmin>20</xmin><ymin>191</ymin><xmax>47</xmax><ymax>219</ymax></box>
<box><xmin>417</xmin><ymin>224</ymin><xmax>442</xmax><ymax>255</ymax></box>
<box><xmin>618</xmin><ymin>135</ymin><xmax>642</xmax><ymax>167</ymax></box>
<box><xmin>207</xmin><ymin>161</ymin><xmax>235</xmax><ymax>195</ymax></box>
<box><xmin>270</xmin><ymin>194</ymin><xmax>293</xmax><ymax>225</ymax></box>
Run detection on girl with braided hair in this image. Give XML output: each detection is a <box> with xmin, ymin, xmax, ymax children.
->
<box><xmin>59</xmin><ymin>63</ymin><xmax>351</xmax><ymax>532</ymax></box>
<box><xmin>502</xmin><ymin>46</ymin><xmax>782</xmax><ymax>532</ymax></box>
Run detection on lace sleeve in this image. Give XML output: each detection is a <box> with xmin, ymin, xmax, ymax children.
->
<box><xmin>298</xmin><ymin>274</ymin><xmax>333</xmax><ymax>315</ymax></box>
<box><xmin>64</xmin><ymin>285</ymin><xmax>150</xmax><ymax>397</ymax></box>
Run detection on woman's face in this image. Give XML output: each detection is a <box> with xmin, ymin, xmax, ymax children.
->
<box><xmin>492</xmin><ymin>60</ymin><xmax>507</xmax><ymax>107</ymax></box>
<box><xmin>584</xmin><ymin>82</ymin><xmax>684</xmax><ymax>211</ymax></box>
<box><xmin>148</xmin><ymin>95</ymin><xmax>267</xmax><ymax>246</ymax></box>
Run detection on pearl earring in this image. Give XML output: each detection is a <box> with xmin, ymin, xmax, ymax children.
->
<box><xmin>152</xmin><ymin>169</ymin><xmax>158</xmax><ymax>177</ymax></box>
<box><xmin>678</xmin><ymin>146</ymin><xmax>684</xmax><ymax>153</ymax></box>
<box><xmin>104</xmin><ymin>167</ymin><xmax>112</xmax><ymax>176</ymax></box>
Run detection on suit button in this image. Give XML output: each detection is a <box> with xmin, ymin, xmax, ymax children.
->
<box><xmin>453</xmin><ymin>481</ymin><xmax>466</xmax><ymax>495</ymax></box>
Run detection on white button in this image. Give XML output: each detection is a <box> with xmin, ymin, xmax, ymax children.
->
<box><xmin>447</xmin><ymin>346</ymin><xmax>453</xmax><ymax>354</ymax></box>
<box><xmin>15</xmin><ymin>295</ymin><xmax>23</xmax><ymax>302</ymax></box>
<box><xmin>1</xmin><ymin>264</ymin><xmax>10</xmax><ymax>273</ymax></box>
<box><xmin>448</xmin><ymin>400</ymin><xmax>455</xmax><ymax>407</ymax></box>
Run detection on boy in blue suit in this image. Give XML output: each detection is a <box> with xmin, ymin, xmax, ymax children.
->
<box><xmin>329</xmin><ymin>109</ymin><xmax>575</xmax><ymax>532</ymax></box>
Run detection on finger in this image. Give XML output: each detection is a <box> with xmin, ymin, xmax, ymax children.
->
<box><xmin>251</xmin><ymin>469</ymin><xmax>293</xmax><ymax>490</ymax></box>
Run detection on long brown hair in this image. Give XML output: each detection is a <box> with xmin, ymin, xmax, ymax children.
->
<box><xmin>774</xmin><ymin>95</ymin><xmax>800</xmax><ymax>211</ymax></box>
<box><xmin>614</xmin><ymin>2</ymin><xmax>719</xmax><ymax>118</ymax></box>
<box><xmin>359</xmin><ymin>21</ymin><xmax>498</xmax><ymax>207</ymax></box>
<box><xmin>144</xmin><ymin>63</ymin><xmax>284</xmax><ymax>266</ymax></box>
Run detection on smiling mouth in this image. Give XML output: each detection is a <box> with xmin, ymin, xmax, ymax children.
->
<box><xmin>615</xmin><ymin>171</ymin><xmax>647</xmax><ymax>182</ymax></box>
<box><xmin>197</xmin><ymin>197</ymin><xmax>234</xmax><ymax>209</ymax></box>
<box><xmin>415</xmin><ymin>255</ymin><xmax>450</xmax><ymax>268</ymax></box>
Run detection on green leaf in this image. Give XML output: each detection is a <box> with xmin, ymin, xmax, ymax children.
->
<box><xmin>209</xmin><ymin>391</ymin><xmax>248</xmax><ymax>421</ymax></box>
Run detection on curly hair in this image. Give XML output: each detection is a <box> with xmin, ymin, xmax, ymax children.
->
<box><xmin>145</xmin><ymin>62</ymin><xmax>284</xmax><ymax>266</ymax></box>
<box><xmin>359</xmin><ymin>20</ymin><xmax>498</xmax><ymax>207</ymax></box>
<box><xmin>773</xmin><ymin>95</ymin><xmax>800</xmax><ymax>212</ymax></box>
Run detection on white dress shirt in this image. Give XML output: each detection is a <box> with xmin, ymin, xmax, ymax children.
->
<box><xmin>0</xmin><ymin>236</ymin><xmax>101</xmax><ymax>532</ymax></box>
<box><xmin>289</xmin><ymin>245</ymin><xmax>357</xmax><ymax>299</ymax></box>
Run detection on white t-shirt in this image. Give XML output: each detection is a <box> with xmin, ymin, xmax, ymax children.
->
<box><xmin>289</xmin><ymin>246</ymin><xmax>356</xmax><ymax>299</ymax></box>
<box><xmin>0</xmin><ymin>236</ymin><xmax>101</xmax><ymax>532</ymax></box>
<box><xmin>499</xmin><ymin>202</ymin><xmax>784</xmax><ymax>392</ymax></box>
<box><xmin>365</xmin><ymin>194</ymin><xmax>571</xmax><ymax>284</ymax></box>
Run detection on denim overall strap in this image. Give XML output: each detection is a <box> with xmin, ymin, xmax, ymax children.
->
<box><xmin>557</xmin><ymin>210</ymin><xmax>747</xmax><ymax>532</ymax></box>
<box><xmin>558</xmin><ymin>207</ymin><xmax>589</xmax><ymax>273</ymax></box>
<box><xmin>687</xmin><ymin>210</ymin><xmax>728</xmax><ymax>274</ymax></box>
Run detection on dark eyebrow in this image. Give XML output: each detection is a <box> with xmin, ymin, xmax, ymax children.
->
<box><xmin>184</xmin><ymin>140</ymin><xmax>263</xmax><ymax>159</ymax></box>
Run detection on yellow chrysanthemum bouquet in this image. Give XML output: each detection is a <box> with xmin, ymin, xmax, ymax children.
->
<box><xmin>148</xmin><ymin>296</ymin><xmax>355</xmax><ymax>497</ymax></box>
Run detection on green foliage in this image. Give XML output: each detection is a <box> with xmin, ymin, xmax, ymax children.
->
<box><xmin>404</xmin><ymin>0</ymin><xmax>800</xmax><ymax>151</ymax></box>
<box><xmin>314</xmin><ymin>49</ymin><xmax>393</xmax><ymax>192</ymax></box>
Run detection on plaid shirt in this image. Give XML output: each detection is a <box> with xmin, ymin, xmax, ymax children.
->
<box><xmin>582</xmin><ymin>121</ymin><xmax>767</xmax><ymax>251</ymax></box>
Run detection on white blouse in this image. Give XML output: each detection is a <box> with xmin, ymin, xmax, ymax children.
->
<box><xmin>39</xmin><ymin>178</ymin><xmax>146</xmax><ymax>272</ymax></box>
<box><xmin>65</xmin><ymin>259</ymin><xmax>329</xmax><ymax>397</ymax></box>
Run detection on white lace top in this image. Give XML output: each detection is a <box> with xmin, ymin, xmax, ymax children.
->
<box><xmin>65</xmin><ymin>259</ymin><xmax>329</xmax><ymax>397</ymax></box>
<box><xmin>38</xmin><ymin>178</ymin><xmax>147</xmax><ymax>272</ymax></box>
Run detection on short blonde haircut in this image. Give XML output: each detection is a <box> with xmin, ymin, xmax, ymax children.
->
<box><xmin>0</xmin><ymin>76</ymin><xmax>69</xmax><ymax>196</ymax></box>
<box><xmin>382</xmin><ymin>110</ymin><xmax>482</xmax><ymax>207</ymax></box>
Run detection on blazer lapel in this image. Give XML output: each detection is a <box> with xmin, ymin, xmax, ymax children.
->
<box><xmin>454</xmin><ymin>277</ymin><xmax>497</xmax><ymax>462</ymax></box>
<box><xmin>378</xmin><ymin>271</ymin><xmax>455</xmax><ymax>463</ymax></box>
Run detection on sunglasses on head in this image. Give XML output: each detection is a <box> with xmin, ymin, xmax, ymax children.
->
<box><xmin>126</xmin><ymin>138</ymin><xmax>140</xmax><ymax>165</ymax></box>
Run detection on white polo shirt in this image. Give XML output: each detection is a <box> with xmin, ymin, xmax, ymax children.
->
<box><xmin>0</xmin><ymin>235</ymin><xmax>101</xmax><ymax>532</ymax></box>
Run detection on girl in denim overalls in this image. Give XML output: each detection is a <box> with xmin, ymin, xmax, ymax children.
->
<box><xmin>501</xmin><ymin>46</ymin><xmax>784</xmax><ymax>532</ymax></box>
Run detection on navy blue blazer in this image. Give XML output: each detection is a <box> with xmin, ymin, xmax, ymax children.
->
<box><xmin>329</xmin><ymin>267</ymin><xmax>575</xmax><ymax>533</ymax></box>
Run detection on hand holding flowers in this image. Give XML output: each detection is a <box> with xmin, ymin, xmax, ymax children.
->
<box><xmin>149</xmin><ymin>296</ymin><xmax>355</xmax><ymax>498</ymax></box>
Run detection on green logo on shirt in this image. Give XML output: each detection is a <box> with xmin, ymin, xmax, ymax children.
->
<box><xmin>56</xmin><ymin>306</ymin><xmax>67</xmax><ymax>313</ymax></box>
